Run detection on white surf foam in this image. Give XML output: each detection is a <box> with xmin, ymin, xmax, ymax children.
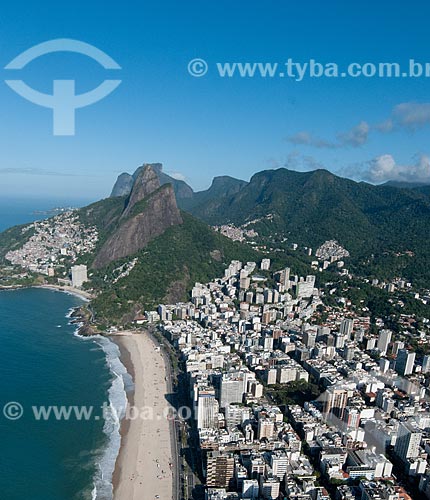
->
<box><xmin>68</xmin><ymin>321</ymin><xmax>131</xmax><ymax>500</ymax></box>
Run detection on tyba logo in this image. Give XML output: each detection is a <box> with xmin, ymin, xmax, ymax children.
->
<box><xmin>4</xmin><ymin>39</ymin><xmax>121</xmax><ymax>136</ymax></box>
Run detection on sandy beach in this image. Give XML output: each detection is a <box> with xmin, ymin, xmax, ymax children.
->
<box><xmin>35</xmin><ymin>284</ymin><xmax>93</xmax><ymax>301</ymax></box>
<box><xmin>113</xmin><ymin>331</ymin><xmax>174</xmax><ymax>500</ymax></box>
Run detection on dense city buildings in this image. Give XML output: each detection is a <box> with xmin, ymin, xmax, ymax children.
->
<box><xmin>147</xmin><ymin>258</ymin><xmax>430</xmax><ymax>500</ymax></box>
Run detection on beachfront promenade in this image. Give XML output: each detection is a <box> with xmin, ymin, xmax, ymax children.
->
<box><xmin>156</xmin><ymin>331</ymin><xmax>181</xmax><ymax>500</ymax></box>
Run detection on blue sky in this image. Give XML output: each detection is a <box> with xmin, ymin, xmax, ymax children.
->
<box><xmin>0</xmin><ymin>0</ymin><xmax>430</xmax><ymax>201</ymax></box>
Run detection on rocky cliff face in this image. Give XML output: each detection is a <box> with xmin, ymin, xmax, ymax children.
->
<box><xmin>93</xmin><ymin>166</ymin><xmax>183</xmax><ymax>269</ymax></box>
<box><xmin>111</xmin><ymin>163</ymin><xmax>194</xmax><ymax>202</ymax></box>
<box><xmin>121</xmin><ymin>165</ymin><xmax>160</xmax><ymax>218</ymax></box>
<box><xmin>110</xmin><ymin>172</ymin><xmax>134</xmax><ymax>197</ymax></box>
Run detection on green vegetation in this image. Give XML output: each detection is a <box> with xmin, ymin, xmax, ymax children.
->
<box><xmin>2</xmin><ymin>166</ymin><xmax>429</xmax><ymax>329</ymax></box>
<box><xmin>267</xmin><ymin>380</ymin><xmax>322</xmax><ymax>406</ymax></box>
<box><xmin>89</xmin><ymin>213</ymin><xmax>260</xmax><ymax>324</ymax></box>
<box><xmin>76</xmin><ymin>196</ymin><xmax>125</xmax><ymax>250</ymax></box>
<box><xmin>179</xmin><ymin>175</ymin><xmax>247</xmax><ymax>212</ymax></box>
<box><xmin>0</xmin><ymin>189</ymin><xmax>315</xmax><ymax>325</ymax></box>
<box><xmin>323</xmin><ymin>278</ymin><xmax>430</xmax><ymax>323</ymax></box>
<box><xmin>0</xmin><ymin>271</ymin><xmax>41</xmax><ymax>288</ymax></box>
<box><xmin>0</xmin><ymin>224</ymin><xmax>35</xmax><ymax>264</ymax></box>
<box><xmin>186</xmin><ymin>167</ymin><xmax>430</xmax><ymax>285</ymax></box>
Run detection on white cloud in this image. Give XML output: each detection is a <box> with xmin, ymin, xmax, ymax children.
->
<box><xmin>338</xmin><ymin>121</ymin><xmax>369</xmax><ymax>147</ymax></box>
<box><xmin>288</xmin><ymin>102</ymin><xmax>430</xmax><ymax>152</ymax></box>
<box><xmin>280</xmin><ymin>151</ymin><xmax>325</xmax><ymax>172</ymax></box>
<box><xmin>362</xmin><ymin>154</ymin><xmax>430</xmax><ymax>183</ymax></box>
<box><xmin>376</xmin><ymin>102</ymin><xmax>430</xmax><ymax>132</ymax></box>
<box><xmin>287</xmin><ymin>131</ymin><xmax>336</xmax><ymax>149</ymax></box>
<box><xmin>287</xmin><ymin>121</ymin><xmax>369</xmax><ymax>149</ymax></box>
<box><xmin>391</xmin><ymin>102</ymin><xmax>430</xmax><ymax>129</ymax></box>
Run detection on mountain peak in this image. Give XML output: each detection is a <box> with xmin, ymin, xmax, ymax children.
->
<box><xmin>133</xmin><ymin>163</ymin><xmax>163</xmax><ymax>180</ymax></box>
<box><xmin>110</xmin><ymin>172</ymin><xmax>134</xmax><ymax>197</ymax></box>
<box><xmin>208</xmin><ymin>175</ymin><xmax>246</xmax><ymax>192</ymax></box>
<box><xmin>110</xmin><ymin>162</ymin><xmax>194</xmax><ymax>202</ymax></box>
<box><xmin>211</xmin><ymin>175</ymin><xmax>240</xmax><ymax>185</ymax></box>
<box><xmin>93</xmin><ymin>165</ymin><xmax>182</xmax><ymax>269</ymax></box>
<box><xmin>122</xmin><ymin>165</ymin><xmax>161</xmax><ymax>218</ymax></box>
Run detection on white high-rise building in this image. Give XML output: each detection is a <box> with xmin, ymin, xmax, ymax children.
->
<box><xmin>296</xmin><ymin>275</ymin><xmax>316</xmax><ymax>299</ymax></box>
<box><xmin>71</xmin><ymin>265</ymin><xmax>88</xmax><ymax>288</ymax></box>
<box><xmin>334</xmin><ymin>332</ymin><xmax>346</xmax><ymax>349</ymax></box>
<box><xmin>270</xmin><ymin>451</ymin><xmax>288</xmax><ymax>480</ymax></box>
<box><xmin>303</xmin><ymin>329</ymin><xmax>317</xmax><ymax>348</ymax></box>
<box><xmin>219</xmin><ymin>372</ymin><xmax>247</xmax><ymax>409</ymax></box>
<box><xmin>322</xmin><ymin>386</ymin><xmax>351</xmax><ymax>420</ymax></box>
<box><xmin>259</xmin><ymin>476</ymin><xmax>280</xmax><ymax>500</ymax></box>
<box><xmin>340</xmin><ymin>318</ymin><xmax>354</xmax><ymax>338</ymax></box>
<box><xmin>260</xmin><ymin>258</ymin><xmax>271</xmax><ymax>271</ymax></box>
<box><xmin>197</xmin><ymin>389</ymin><xmax>219</xmax><ymax>430</ymax></box>
<box><xmin>377</xmin><ymin>329</ymin><xmax>392</xmax><ymax>355</ymax></box>
<box><xmin>391</xmin><ymin>340</ymin><xmax>404</xmax><ymax>356</ymax></box>
<box><xmin>379</xmin><ymin>358</ymin><xmax>390</xmax><ymax>373</ymax></box>
<box><xmin>423</xmin><ymin>355</ymin><xmax>430</xmax><ymax>374</ymax></box>
<box><xmin>395</xmin><ymin>421</ymin><xmax>422</xmax><ymax>461</ymax></box>
<box><xmin>280</xmin><ymin>267</ymin><xmax>290</xmax><ymax>289</ymax></box>
<box><xmin>257</xmin><ymin>418</ymin><xmax>274</xmax><ymax>440</ymax></box>
<box><xmin>225</xmin><ymin>404</ymin><xmax>250</xmax><ymax>431</ymax></box>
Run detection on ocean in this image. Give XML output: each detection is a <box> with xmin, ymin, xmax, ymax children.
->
<box><xmin>0</xmin><ymin>198</ymin><xmax>94</xmax><ymax>232</ymax></box>
<box><xmin>0</xmin><ymin>201</ymin><xmax>129</xmax><ymax>499</ymax></box>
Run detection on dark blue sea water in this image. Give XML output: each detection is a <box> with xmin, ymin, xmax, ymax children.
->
<box><xmin>0</xmin><ymin>198</ymin><xmax>93</xmax><ymax>232</ymax></box>
<box><xmin>0</xmin><ymin>203</ymin><xmax>128</xmax><ymax>499</ymax></box>
<box><xmin>0</xmin><ymin>288</ymin><xmax>128</xmax><ymax>499</ymax></box>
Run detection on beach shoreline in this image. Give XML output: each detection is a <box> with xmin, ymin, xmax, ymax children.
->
<box><xmin>1</xmin><ymin>284</ymin><xmax>177</xmax><ymax>499</ymax></box>
<box><xmin>111</xmin><ymin>331</ymin><xmax>175</xmax><ymax>500</ymax></box>
<box><xmin>33</xmin><ymin>283</ymin><xmax>93</xmax><ymax>301</ymax></box>
<box><xmin>0</xmin><ymin>283</ymin><xmax>92</xmax><ymax>302</ymax></box>
<box><xmin>110</xmin><ymin>335</ymin><xmax>135</xmax><ymax>494</ymax></box>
